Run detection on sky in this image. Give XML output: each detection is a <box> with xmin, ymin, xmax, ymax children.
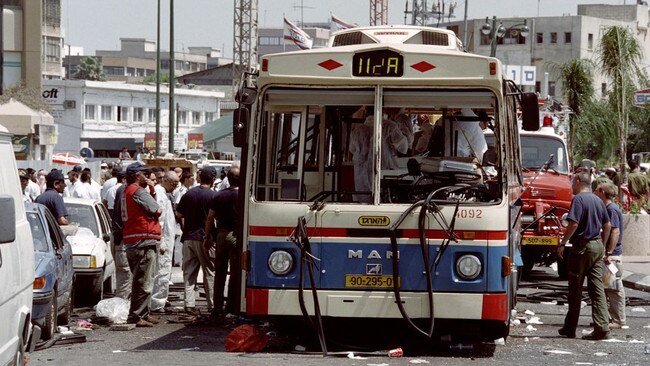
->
<box><xmin>64</xmin><ymin>0</ymin><xmax>630</xmax><ymax>58</ymax></box>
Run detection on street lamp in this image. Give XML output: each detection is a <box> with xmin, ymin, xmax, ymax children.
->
<box><xmin>481</xmin><ymin>16</ymin><xmax>529</xmax><ymax>57</ymax></box>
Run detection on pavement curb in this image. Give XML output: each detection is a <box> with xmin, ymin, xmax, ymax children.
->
<box><xmin>621</xmin><ymin>270</ymin><xmax>650</xmax><ymax>292</ymax></box>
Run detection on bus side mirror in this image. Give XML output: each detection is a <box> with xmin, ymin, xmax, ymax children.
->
<box><xmin>233</xmin><ymin>107</ymin><xmax>249</xmax><ymax>148</ymax></box>
<box><xmin>521</xmin><ymin>92</ymin><xmax>540</xmax><ymax>131</ymax></box>
<box><xmin>235</xmin><ymin>87</ymin><xmax>257</xmax><ymax>105</ymax></box>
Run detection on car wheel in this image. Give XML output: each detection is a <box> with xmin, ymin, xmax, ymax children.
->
<box><xmin>58</xmin><ymin>286</ymin><xmax>74</xmax><ymax>325</ymax></box>
<box><xmin>11</xmin><ymin>337</ymin><xmax>26</xmax><ymax>366</ymax></box>
<box><xmin>42</xmin><ymin>291</ymin><xmax>58</xmax><ymax>341</ymax></box>
<box><xmin>89</xmin><ymin>270</ymin><xmax>104</xmax><ymax>305</ymax></box>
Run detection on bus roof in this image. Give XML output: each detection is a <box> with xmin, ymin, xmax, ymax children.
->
<box><xmin>329</xmin><ymin>25</ymin><xmax>463</xmax><ymax>51</ymax></box>
<box><xmin>260</xmin><ymin>42</ymin><xmax>501</xmax><ymax>86</ymax></box>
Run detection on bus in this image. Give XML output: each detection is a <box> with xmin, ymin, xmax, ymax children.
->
<box><xmin>231</xmin><ymin>25</ymin><xmax>539</xmax><ymax>345</ymax></box>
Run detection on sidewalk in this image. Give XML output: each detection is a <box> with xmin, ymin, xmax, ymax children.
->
<box><xmin>621</xmin><ymin>255</ymin><xmax>650</xmax><ymax>292</ymax></box>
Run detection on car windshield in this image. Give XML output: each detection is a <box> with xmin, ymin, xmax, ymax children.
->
<box><xmin>65</xmin><ymin>203</ymin><xmax>99</xmax><ymax>236</ymax></box>
<box><xmin>27</xmin><ymin>212</ymin><xmax>49</xmax><ymax>252</ymax></box>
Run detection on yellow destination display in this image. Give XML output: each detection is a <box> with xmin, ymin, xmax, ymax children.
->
<box><xmin>345</xmin><ymin>275</ymin><xmax>399</xmax><ymax>288</ymax></box>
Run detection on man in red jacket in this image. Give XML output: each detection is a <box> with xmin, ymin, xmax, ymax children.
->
<box><xmin>121</xmin><ymin>162</ymin><xmax>162</xmax><ymax>327</ymax></box>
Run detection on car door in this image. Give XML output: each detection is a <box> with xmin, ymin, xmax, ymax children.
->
<box><xmin>44</xmin><ymin>209</ymin><xmax>74</xmax><ymax>302</ymax></box>
<box><xmin>94</xmin><ymin>203</ymin><xmax>115</xmax><ymax>278</ymax></box>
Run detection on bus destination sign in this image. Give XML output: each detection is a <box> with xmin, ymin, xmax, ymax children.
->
<box><xmin>352</xmin><ymin>50</ymin><xmax>404</xmax><ymax>77</ymax></box>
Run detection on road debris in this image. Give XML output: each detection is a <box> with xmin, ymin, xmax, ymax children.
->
<box><xmin>347</xmin><ymin>352</ymin><xmax>367</xmax><ymax>359</ymax></box>
<box><xmin>540</xmin><ymin>300</ymin><xmax>558</xmax><ymax>305</ymax></box>
<box><xmin>631</xmin><ymin>307</ymin><xmax>646</xmax><ymax>312</ymax></box>
<box><xmin>527</xmin><ymin>316</ymin><xmax>543</xmax><ymax>325</ymax></box>
<box><xmin>594</xmin><ymin>352</ymin><xmax>609</xmax><ymax>356</ymax></box>
<box><xmin>409</xmin><ymin>359</ymin><xmax>429</xmax><ymax>364</ymax></box>
<box><xmin>525</xmin><ymin>325</ymin><xmax>537</xmax><ymax>332</ymax></box>
<box><xmin>112</xmin><ymin>350</ymin><xmax>127</xmax><ymax>353</ymax></box>
<box><xmin>180</xmin><ymin>347</ymin><xmax>200</xmax><ymax>351</ymax></box>
<box><xmin>109</xmin><ymin>323</ymin><xmax>136</xmax><ymax>331</ymax></box>
<box><xmin>543</xmin><ymin>349</ymin><xmax>572</xmax><ymax>355</ymax></box>
<box><xmin>524</xmin><ymin>309</ymin><xmax>535</xmax><ymax>316</ymax></box>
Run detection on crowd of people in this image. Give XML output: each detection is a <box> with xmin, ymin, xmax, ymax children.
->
<box><xmin>19</xmin><ymin>159</ymin><xmax>241</xmax><ymax>328</ymax></box>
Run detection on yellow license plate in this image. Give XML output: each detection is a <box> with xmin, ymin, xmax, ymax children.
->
<box><xmin>522</xmin><ymin>236</ymin><xmax>559</xmax><ymax>246</ymax></box>
<box><xmin>345</xmin><ymin>275</ymin><xmax>399</xmax><ymax>288</ymax></box>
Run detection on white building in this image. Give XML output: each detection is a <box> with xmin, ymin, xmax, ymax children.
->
<box><xmin>42</xmin><ymin>80</ymin><xmax>224</xmax><ymax>157</ymax></box>
<box><xmin>443</xmin><ymin>3</ymin><xmax>650</xmax><ymax>102</ymax></box>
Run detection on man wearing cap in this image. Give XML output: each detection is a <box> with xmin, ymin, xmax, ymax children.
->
<box><xmin>36</xmin><ymin>170</ymin><xmax>69</xmax><ymax>225</ymax></box>
<box><xmin>18</xmin><ymin>169</ymin><xmax>32</xmax><ymax>202</ymax></box>
<box><xmin>177</xmin><ymin>166</ymin><xmax>217</xmax><ymax>314</ymax></box>
<box><xmin>121</xmin><ymin>162</ymin><xmax>162</xmax><ymax>327</ymax></box>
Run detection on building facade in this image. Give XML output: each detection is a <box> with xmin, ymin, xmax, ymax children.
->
<box><xmin>259</xmin><ymin>23</ymin><xmax>330</xmax><ymax>57</ymax></box>
<box><xmin>443</xmin><ymin>3</ymin><xmax>650</xmax><ymax>103</ymax></box>
<box><xmin>42</xmin><ymin>80</ymin><xmax>224</xmax><ymax>157</ymax></box>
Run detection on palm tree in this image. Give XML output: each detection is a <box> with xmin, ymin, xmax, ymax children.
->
<box><xmin>73</xmin><ymin>56</ymin><xmax>106</xmax><ymax>81</ymax></box>
<box><xmin>597</xmin><ymin>26</ymin><xmax>644</xmax><ymax>184</ymax></box>
<box><xmin>551</xmin><ymin>59</ymin><xmax>595</xmax><ymax>167</ymax></box>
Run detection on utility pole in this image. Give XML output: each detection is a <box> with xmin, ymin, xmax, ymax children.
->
<box><xmin>0</xmin><ymin>0</ymin><xmax>4</xmax><ymax>95</ymax></box>
<box><xmin>463</xmin><ymin>0</ymin><xmax>469</xmax><ymax>49</ymax></box>
<box><xmin>233</xmin><ymin>0</ymin><xmax>259</xmax><ymax>90</ymax></box>
<box><xmin>155</xmin><ymin>0</ymin><xmax>161</xmax><ymax>156</ymax></box>
<box><xmin>370</xmin><ymin>0</ymin><xmax>388</xmax><ymax>26</ymax></box>
<box><xmin>169</xmin><ymin>0</ymin><xmax>175</xmax><ymax>154</ymax></box>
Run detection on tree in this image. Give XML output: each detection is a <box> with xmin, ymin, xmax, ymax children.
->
<box><xmin>0</xmin><ymin>83</ymin><xmax>50</xmax><ymax>111</ymax></box>
<box><xmin>551</xmin><ymin>59</ymin><xmax>595</xmax><ymax>167</ymax></box>
<box><xmin>597</xmin><ymin>26</ymin><xmax>644</xmax><ymax>184</ymax></box>
<box><xmin>143</xmin><ymin>73</ymin><xmax>170</xmax><ymax>84</ymax></box>
<box><xmin>73</xmin><ymin>56</ymin><xmax>106</xmax><ymax>81</ymax></box>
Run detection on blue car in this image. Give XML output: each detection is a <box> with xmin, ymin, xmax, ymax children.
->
<box><xmin>26</xmin><ymin>202</ymin><xmax>75</xmax><ymax>341</ymax></box>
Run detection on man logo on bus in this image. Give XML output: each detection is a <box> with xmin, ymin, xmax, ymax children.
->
<box><xmin>358</xmin><ymin>216</ymin><xmax>391</xmax><ymax>226</ymax></box>
<box><xmin>366</xmin><ymin>264</ymin><xmax>382</xmax><ymax>275</ymax></box>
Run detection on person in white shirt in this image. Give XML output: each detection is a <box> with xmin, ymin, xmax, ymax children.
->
<box><xmin>25</xmin><ymin>168</ymin><xmax>41</xmax><ymax>201</ymax></box>
<box><xmin>174</xmin><ymin>172</ymin><xmax>194</xmax><ymax>204</ymax></box>
<box><xmin>105</xmin><ymin>171</ymin><xmax>125</xmax><ymax>217</ymax></box>
<box><xmin>101</xmin><ymin>168</ymin><xmax>119</xmax><ymax>205</ymax></box>
<box><xmin>151</xmin><ymin>171</ymin><xmax>180</xmax><ymax>313</ymax></box>
<box><xmin>64</xmin><ymin>170</ymin><xmax>81</xmax><ymax>197</ymax></box>
<box><xmin>73</xmin><ymin>172</ymin><xmax>101</xmax><ymax>201</ymax></box>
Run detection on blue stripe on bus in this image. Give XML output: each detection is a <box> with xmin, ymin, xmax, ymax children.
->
<box><xmin>247</xmin><ymin>240</ymin><xmax>508</xmax><ymax>293</ymax></box>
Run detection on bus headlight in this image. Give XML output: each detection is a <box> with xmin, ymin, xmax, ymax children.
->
<box><xmin>561</xmin><ymin>213</ymin><xmax>569</xmax><ymax>227</ymax></box>
<box><xmin>456</xmin><ymin>254</ymin><xmax>482</xmax><ymax>280</ymax></box>
<box><xmin>268</xmin><ymin>250</ymin><xmax>293</xmax><ymax>275</ymax></box>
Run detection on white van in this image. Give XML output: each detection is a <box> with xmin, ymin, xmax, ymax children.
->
<box><xmin>0</xmin><ymin>125</ymin><xmax>35</xmax><ymax>365</ymax></box>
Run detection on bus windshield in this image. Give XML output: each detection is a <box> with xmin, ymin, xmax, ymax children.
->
<box><xmin>253</xmin><ymin>87</ymin><xmax>502</xmax><ymax>205</ymax></box>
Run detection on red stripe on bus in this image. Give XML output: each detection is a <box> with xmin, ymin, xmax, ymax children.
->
<box><xmin>248</xmin><ymin>226</ymin><xmax>507</xmax><ymax>240</ymax></box>
<box><xmin>246</xmin><ymin>288</ymin><xmax>269</xmax><ymax>315</ymax></box>
<box><xmin>481</xmin><ymin>293</ymin><xmax>508</xmax><ymax>321</ymax></box>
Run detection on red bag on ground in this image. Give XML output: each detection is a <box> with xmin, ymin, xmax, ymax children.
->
<box><xmin>225</xmin><ymin>324</ymin><xmax>268</xmax><ymax>352</ymax></box>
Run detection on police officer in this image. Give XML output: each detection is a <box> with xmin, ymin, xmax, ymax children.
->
<box><xmin>557</xmin><ymin>171</ymin><xmax>611</xmax><ymax>340</ymax></box>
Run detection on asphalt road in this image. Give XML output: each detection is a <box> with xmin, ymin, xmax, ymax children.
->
<box><xmin>28</xmin><ymin>266</ymin><xmax>650</xmax><ymax>366</ymax></box>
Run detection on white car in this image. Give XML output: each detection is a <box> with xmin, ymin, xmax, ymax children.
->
<box><xmin>63</xmin><ymin>197</ymin><xmax>116</xmax><ymax>305</ymax></box>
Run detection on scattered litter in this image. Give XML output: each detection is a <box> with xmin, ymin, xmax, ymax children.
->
<box><xmin>621</xmin><ymin>325</ymin><xmax>629</xmax><ymax>329</ymax></box>
<box><xmin>527</xmin><ymin>316</ymin><xmax>543</xmax><ymax>325</ymax></box>
<box><xmin>56</xmin><ymin>326</ymin><xmax>74</xmax><ymax>335</ymax></box>
<box><xmin>346</xmin><ymin>352</ymin><xmax>367</xmax><ymax>359</ymax></box>
<box><xmin>524</xmin><ymin>309</ymin><xmax>535</xmax><ymax>316</ymax></box>
<box><xmin>580</xmin><ymin>301</ymin><xmax>587</xmax><ymax>309</ymax></box>
<box><xmin>180</xmin><ymin>347</ymin><xmax>200</xmax><ymax>351</ymax></box>
<box><xmin>409</xmin><ymin>359</ymin><xmax>429</xmax><ymax>364</ymax></box>
<box><xmin>294</xmin><ymin>345</ymin><xmax>306</xmax><ymax>352</ymax></box>
<box><xmin>540</xmin><ymin>300</ymin><xmax>557</xmax><ymax>305</ymax></box>
<box><xmin>581</xmin><ymin>329</ymin><xmax>591</xmax><ymax>335</ymax></box>
<box><xmin>602</xmin><ymin>338</ymin><xmax>625</xmax><ymax>343</ymax></box>
<box><xmin>388</xmin><ymin>348</ymin><xmax>403</xmax><ymax>357</ymax></box>
<box><xmin>180</xmin><ymin>336</ymin><xmax>194</xmax><ymax>339</ymax></box>
<box><xmin>141</xmin><ymin>336</ymin><xmax>153</xmax><ymax>339</ymax></box>
<box><xmin>532</xmin><ymin>337</ymin><xmax>540</xmax><ymax>340</ymax></box>
<box><xmin>628</xmin><ymin>339</ymin><xmax>643</xmax><ymax>343</ymax></box>
<box><xmin>75</xmin><ymin>319</ymin><xmax>94</xmax><ymax>331</ymax></box>
<box><xmin>631</xmin><ymin>307</ymin><xmax>646</xmax><ymax>313</ymax></box>
<box><xmin>109</xmin><ymin>324</ymin><xmax>136</xmax><ymax>331</ymax></box>
<box><xmin>525</xmin><ymin>325</ymin><xmax>537</xmax><ymax>332</ymax></box>
<box><xmin>511</xmin><ymin>309</ymin><xmax>517</xmax><ymax>317</ymax></box>
<box><xmin>494</xmin><ymin>338</ymin><xmax>505</xmax><ymax>345</ymax></box>
<box><xmin>367</xmin><ymin>364</ymin><xmax>389</xmax><ymax>366</ymax></box>
<box><xmin>575</xmin><ymin>363</ymin><xmax>592</xmax><ymax>365</ymax></box>
<box><xmin>225</xmin><ymin>324</ymin><xmax>268</xmax><ymax>352</ymax></box>
<box><xmin>544</xmin><ymin>349</ymin><xmax>572</xmax><ymax>355</ymax></box>
<box><xmin>644</xmin><ymin>325</ymin><xmax>650</xmax><ymax>329</ymax></box>
<box><xmin>524</xmin><ymin>337</ymin><xmax>529</xmax><ymax>342</ymax></box>
<box><xmin>96</xmin><ymin>297</ymin><xmax>130</xmax><ymax>324</ymax></box>
<box><xmin>112</xmin><ymin>350</ymin><xmax>127</xmax><ymax>353</ymax></box>
<box><xmin>594</xmin><ymin>352</ymin><xmax>609</xmax><ymax>356</ymax></box>
<box><xmin>510</xmin><ymin>319</ymin><xmax>520</xmax><ymax>326</ymax></box>
<box><xmin>266</xmin><ymin>331</ymin><xmax>277</xmax><ymax>337</ymax></box>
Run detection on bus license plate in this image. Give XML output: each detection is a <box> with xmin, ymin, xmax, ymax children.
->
<box><xmin>345</xmin><ymin>275</ymin><xmax>399</xmax><ymax>288</ymax></box>
<box><xmin>522</xmin><ymin>236</ymin><xmax>559</xmax><ymax>246</ymax></box>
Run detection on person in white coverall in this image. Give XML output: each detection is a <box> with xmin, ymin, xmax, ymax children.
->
<box><xmin>454</xmin><ymin>108</ymin><xmax>488</xmax><ymax>163</ymax></box>
<box><xmin>150</xmin><ymin>171</ymin><xmax>180</xmax><ymax>312</ymax></box>
<box><xmin>349</xmin><ymin>114</ymin><xmax>409</xmax><ymax>203</ymax></box>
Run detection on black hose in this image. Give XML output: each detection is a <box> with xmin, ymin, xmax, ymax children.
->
<box><xmin>292</xmin><ymin>216</ymin><xmax>328</xmax><ymax>356</ymax></box>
